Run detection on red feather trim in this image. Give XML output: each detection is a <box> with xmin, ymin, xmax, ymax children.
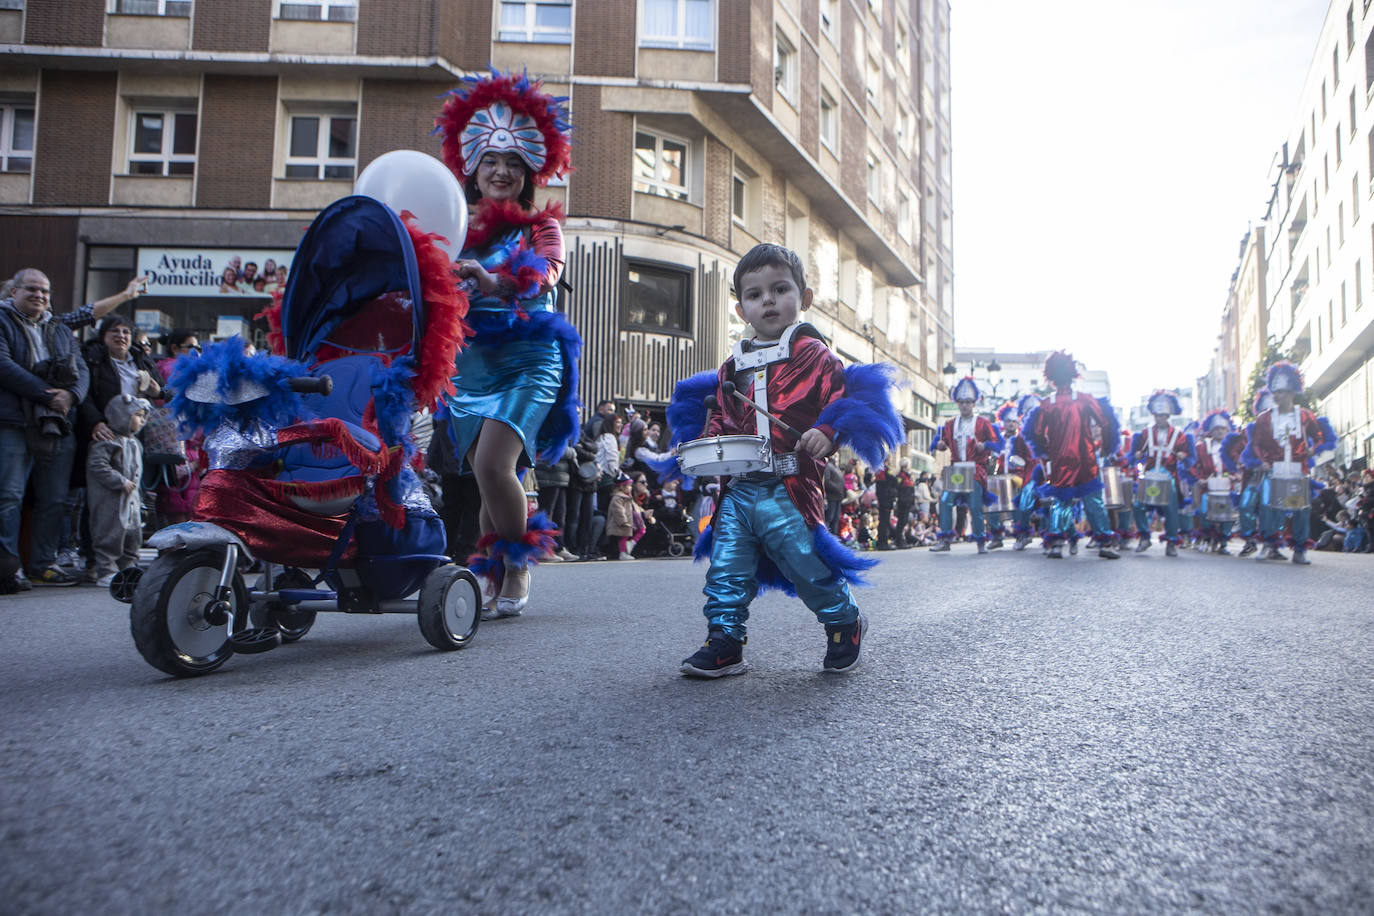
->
<box><xmin>435</xmin><ymin>72</ymin><xmax>572</xmax><ymax>187</ymax></box>
<box><xmin>255</xmin><ymin>290</ymin><xmax>287</xmax><ymax>356</ymax></box>
<box><xmin>277</xmin><ymin>419</ymin><xmax>392</xmax><ymax>476</ymax></box>
<box><xmin>402</xmin><ymin>214</ymin><xmax>471</xmax><ymax>409</ymax></box>
<box><xmin>259</xmin><ymin>475</ymin><xmax>367</xmax><ymax>509</ymax></box>
<box><xmin>463</xmin><ymin>198</ymin><xmax>565</xmax><ymax>252</ymax></box>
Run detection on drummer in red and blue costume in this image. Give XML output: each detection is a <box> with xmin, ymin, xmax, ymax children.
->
<box><xmin>1234</xmin><ymin>387</ymin><xmax>1274</xmax><ymax>557</ymax></box>
<box><xmin>1128</xmin><ymin>390</ymin><xmax>1194</xmax><ymax>557</ymax></box>
<box><xmin>1009</xmin><ymin>394</ymin><xmax>1044</xmax><ymax>550</ymax></box>
<box><xmin>666</xmin><ymin>243</ymin><xmax>904</xmax><ymax>678</ymax></box>
<box><xmin>987</xmin><ymin>401</ymin><xmax>1030</xmax><ymax>550</ymax></box>
<box><xmin>1246</xmin><ymin>361</ymin><xmax>1336</xmax><ymax>565</ymax></box>
<box><xmin>1191</xmin><ymin>410</ymin><xmax>1243</xmax><ymax>553</ymax></box>
<box><xmin>1023</xmin><ymin>351</ymin><xmax>1121</xmax><ymax>560</ymax></box>
<box><xmin>929</xmin><ymin>377</ymin><xmax>1002</xmax><ymax>555</ymax></box>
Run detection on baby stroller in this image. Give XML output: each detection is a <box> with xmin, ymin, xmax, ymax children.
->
<box><xmin>123</xmin><ymin>195</ymin><xmax>476</xmax><ymax>677</ymax></box>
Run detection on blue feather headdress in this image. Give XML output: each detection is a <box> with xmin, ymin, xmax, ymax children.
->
<box><xmin>950</xmin><ymin>375</ymin><xmax>981</xmax><ymax>403</ymax></box>
<box><xmin>1146</xmin><ymin>389</ymin><xmax>1182</xmax><ymax>416</ymax></box>
<box><xmin>167</xmin><ymin>337</ymin><xmax>313</xmax><ymax>436</ymax></box>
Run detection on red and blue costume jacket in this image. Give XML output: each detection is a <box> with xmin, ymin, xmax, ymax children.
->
<box><xmin>931</xmin><ymin>416</ymin><xmax>1001</xmax><ymax>489</ymax></box>
<box><xmin>1244</xmin><ymin>407</ymin><xmax>1336</xmax><ymax>470</ymax></box>
<box><xmin>1025</xmin><ymin>389</ymin><xmax>1117</xmax><ymax>499</ymax></box>
<box><xmin>1192</xmin><ymin>435</ymin><xmax>1241</xmax><ymax>480</ymax></box>
<box><xmin>1129</xmin><ymin>425</ymin><xmax>1195</xmax><ymax>492</ymax></box>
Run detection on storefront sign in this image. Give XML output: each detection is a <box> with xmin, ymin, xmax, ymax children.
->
<box><xmin>137</xmin><ymin>248</ymin><xmax>295</xmax><ymax>298</ymax></box>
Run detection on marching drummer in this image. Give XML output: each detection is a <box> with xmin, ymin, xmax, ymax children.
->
<box><xmin>1023</xmin><ymin>352</ymin><xmax>1121</xmax><ymax>560</ymax></box>
<box><xmin>1129</xmin><ymin>390</ymin><xmax>1195</xmax><ymax>557</ymax></box>
<box><xmin>985</xmin><ymin>402</ymin><xmax>1024</xmax><ymax>550</ymax></box>
<box><xmin>1247</xmin><ymin>362</ymin><xmax>1336</xmax><ymax>564</ymax></box>
<box><xmin>671</xmin><ymin>243</ymin><xmax>903</xmax><ymax>677</ymax></box>
<box><xmin>1009</xmin><ymin>394</ymin><xmax>1044</xmax><ymax>551</ymax></box>
<box><xmin>1234</xmin><ymin>387</ymin><xmax>1274</xmax><ymax>557</ymax></box>
<box><xmin>1192</xmin><ymin>410</ymin><xmax>1243</xmax><ymax>554</ymax></box>
<box><xmin>929</xmin><ymin>377</ymin><xmax>1002</xmax><ymax>554</ymax></box>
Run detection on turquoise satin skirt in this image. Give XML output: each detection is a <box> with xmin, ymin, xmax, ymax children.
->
<box><xmin>444</xmin><ymin>333</ymin><xmax>562</xmax><ymax>470</ymax></box>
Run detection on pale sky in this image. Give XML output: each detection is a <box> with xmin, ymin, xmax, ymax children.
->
<box><xmin>950</xmin><ymin>0</ymin><xmax>1333</xmax><ymax>410</ymax></box>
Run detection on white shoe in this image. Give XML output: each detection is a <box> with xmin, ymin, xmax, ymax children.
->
<box><xmin>546</xmin><ymin>552</ymin><xmax>565</xmax><ymax>562</ymax></box>
<box><xmin>557</xmin><ymin>548</ymin><xmax>578</xmax><ymax>562</ymax></box>
<box><xmin>618</xmin><ymin>551</ymin><xmax>636</xmax><ymax>560</ymax></box>
<box><xmin>95</xmin><ymin>573</ymin><xmax>116</xmax><ymax>588</ymax></box>
<box><xmin>495</xmin><ymin>565</ymin><xmax>529</xmax><ymax>617</ymax></box>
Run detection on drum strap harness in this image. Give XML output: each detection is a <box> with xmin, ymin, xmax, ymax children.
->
<box><xmin>729</xmin><ymin>323</ymin><xmax>812</xmax><ymax>483</ymax></box>
<box><xmin>1149</xmin><ymin>426</ymin><xmax>1180</xmax><ymax>471</ymax></box>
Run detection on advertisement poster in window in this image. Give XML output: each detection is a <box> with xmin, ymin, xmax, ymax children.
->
<box><xmin>136</xmin><ymin>248</ymin><xmax>295</xmax><ymax>297</ymax></box>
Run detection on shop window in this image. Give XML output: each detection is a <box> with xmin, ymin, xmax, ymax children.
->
<box><xmin>633</xmin><ymin>129</ymin><xmax>689</xmax><ymax>201</ymax></box>
<box><xmin>110</xmin><ymin>0</ymin><xmax>191</xmax><ymax>14</ymax></box>
<box><xmin>285</xmin><ymin>112</ymin><xmax>357</xmax><ymax>179</ymax></box>
<box><xmin>0</xmin><ymin>101</ymin><xmax>34</xmax><ymax>173</ymax></box>
<box><xmin>498</xmin><ymin>0</ymin><xmax>572</xmax><ymax>43</ymax></box>
<box><xmin>623</xmin><ymin>259</ymin><xmax>692</xmax><ymax>334</ymax></box>
<box><xmin>129</xmin><ymin>109</ymin><xmax>197</xmax><ymax>176</ymax></box>
<box><xmin>277</xmin><ymin>0</ymin><xmax>356</xmax><ymax>22</ymax></box>
<box><xmin>640</xmin><ymin>0</ymin><xmax>712</xmax><ymax>50</ymax></box>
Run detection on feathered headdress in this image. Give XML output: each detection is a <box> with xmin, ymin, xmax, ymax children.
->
<box><xmin>1017</xmin><ymin>393</ymin><xmax>1042</xmax><ymax>418</ymax></box>
<box><xmin>1043</xmin><ymin>350</ymin><xmax>1078</xmax><ymax>386</ymax></box>
<box><xmin>951</xmin><ymin>375</ymin><xmax>981</xmax><ymax>402</ymax></box>
<box><xmin>996</xmin><ymin>401</ymin><xmax>1018</xmax><ymax>424</ymax></box>
<box><xmin>1253</xmin><ymin>387</ymin><xmax>1274</xmax><ymax>415</ymax></box>
<box><xmin>1266</xmin><ymin>360</ymin><xmax>1304</xmax><ymax>394</ymax></box>
<box><xmin>1201</xmin><ymin>409</ymin><xmax>1233</xmax><ymax>434</ymax></box>
<box><xmin>1147</xmin><ymin>389</ymin><xmax>1182</xmax><ymax>416</ymax></box>
<box><xmin>435</xmin><ymin>68</ymin><xmax>572</xmax><ymax>186</ymax></box>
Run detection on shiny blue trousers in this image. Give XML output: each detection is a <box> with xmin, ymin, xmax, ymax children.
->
<box><xmin>938</xmin><ymin>483</ymin><xmax>985</xmax><ymax>540</ymax></box>
<box><xmin>1237</xmin><ymin>483</ymin><xmax>1261</xmax><ymax>538</ymax></box>
<box><xmin>1258</xmin><ymin>478</ymin><xmax>1311</xmax><ymax>546</ymax></box>
<box><xmin>1044</xmin><ymin>491</ymin><xmax>1112</xmax><ymax>544</ymax></box>
<box><xmin>703</xmin><ymin>479</ymin><xmax>859</xmax><ymax>641</ymax></box>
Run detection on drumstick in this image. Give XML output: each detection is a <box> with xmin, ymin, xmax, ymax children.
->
<box><xmin>720</xmin><ymin>380</ymin><xmax>805</xmax><ymax>438</ymax></box>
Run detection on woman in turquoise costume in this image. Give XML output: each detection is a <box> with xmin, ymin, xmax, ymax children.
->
<box><xmin>435</xmin><ymin>69</ymin><xmax>579</xmax><ymax>618</ymax></box>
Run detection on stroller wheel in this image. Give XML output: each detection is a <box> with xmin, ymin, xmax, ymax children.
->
<box><xmin>668</xmin><ymin>540</ymin><xmax>686</xmax><ymax>558</ymax></box>
<box><xmin>108</xmin><ymin>566</ymin><xmax>143</xmax><ymax>604</ymax></box>
<box><xmin>417</xmin><ymin>565</ymin><xmax>481</xmax><ymax>651</ymax></box>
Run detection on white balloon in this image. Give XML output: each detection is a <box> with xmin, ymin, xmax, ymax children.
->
<box><xmin>353</xmin><ymin>149</ymin><xmax>468</xmax><ymax>257</ymax></box>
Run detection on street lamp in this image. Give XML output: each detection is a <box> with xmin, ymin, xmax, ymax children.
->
<box><xmin>987</xmin><ymin>359</ymin><xmax>1002</xmax><ymax>397</ymax></box>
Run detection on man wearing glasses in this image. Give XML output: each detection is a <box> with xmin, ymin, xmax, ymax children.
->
<box><xmin>0</xmin><ymin>269</ymin><xmax>91</xmax><ymax>591</ymax></box>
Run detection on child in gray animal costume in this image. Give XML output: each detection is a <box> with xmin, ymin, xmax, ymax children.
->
<box><xmin>86</xmin><ymin>393</ymin><xmax>150</xmax><ymax>585</ymax></box>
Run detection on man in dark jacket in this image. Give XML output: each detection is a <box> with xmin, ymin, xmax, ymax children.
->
<box><xmin>873</xmin><ymin>463</ymin><xmax>899</xmax><ymax>550</ymax></box>
<box><xmin>0</xmin><ymin>269</ymin><xmax>90</xmax><ymax>590</ymax></box>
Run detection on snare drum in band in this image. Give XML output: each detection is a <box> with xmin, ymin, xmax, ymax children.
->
<box><xmin>1205</xmin><ymin>493</ymin><xmax>1238</xmax><ymax>522</ymax></box>
<box><xmin>941</xmin><ymin>462</ymin><xmax>977</xmax><ymax>494</ymax></box>
<box><xmin>1099</xmin><ymin>465</ymin><xmax>1130</xmax><ymax>509</ymax></box>
<box><xmin>1135</xmin><ymin>469</ymin><xmax>1173</xmax><ymax>507</ymax></box>
<box><xmin>677</xmin><ymin>435</ymin><xmax>771</xmax><ymax>477</ymax></box>
<box><xmin>1265</xmin><ymin>472</ymin><xmax>1310</xmax><ymax>511</ymax></box>
<box><xmin>986</xmin><ymin>474</ymin><xmax>1018</xmax><ymax>512</ymax></box>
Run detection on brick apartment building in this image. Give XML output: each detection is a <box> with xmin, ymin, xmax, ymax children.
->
<box><xmin>0</xmin><ymin>0</ymin><xmax>953</xmax><ymax>462</ymax></box>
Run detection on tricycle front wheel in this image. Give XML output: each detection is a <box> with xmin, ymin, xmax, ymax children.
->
<box><xmin>417</xmin><ymin>566</ymin><xmax>481</xmax><ymax>651</ymax></box>
<box><xmin>130</xmin><ymin>548</ymin><xmax>247</xmax><ymax>677</ymax></box>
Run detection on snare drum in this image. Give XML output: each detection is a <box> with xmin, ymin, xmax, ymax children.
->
<box><xmin>1205</xmin><ymin>493</ymin><xmax>1238</xmax><ymax>522</ymax></box>
<box><xmin>941</xmin><ymin>462</ymin><xmax>977</xmax><ymax>494</ymax></box>
<box><xmin>986</xmin><ymin>474</ymin><xmax>1018</xmax><ymax>512</ymax></box>
<box><xmin>1135</xmin><ymin>469</ymin><xmax>1173</xmax><ymax>507</ymax></box>
<box><xmin>1205</xmin><ymin>474</ymin><xmax>1233</xmax><ymax>496</ymax></box>
<box><xmin>677</xmin><ymin>435</ymin><xmax>771</xmax><ymax>477</ymax></box>
<box><xmin>1265</xmin><ymin>472</ymin><xmax>1310</xmax><ymax>510</ymax></box>
<box><xmin>1100</xmin><ymin>464</ymin><xmax>1130</xmax><ymax>509</ymax></box>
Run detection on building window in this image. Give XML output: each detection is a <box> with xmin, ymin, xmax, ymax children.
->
<box><xmin>633</xmin><ymin>129</ymin><xmax>689</xmax><ymax>201</ymax></box>
<box><xmin>819</xmin><ymin>89</ymin><xmax>837</xmax><ymax>150</ymax></box>
<box><xmin>129</xmin><ymin>109</ymin><xmax>197</xmax><ymax>176</ymax></box>
<box><xmin>866</xmin><ymin>55</ymin><xmax>882</xmax><ymax>111</ymax></box>
<box><xmin>641</xmin><ymin>0</ymin><xmax>712</xmax><ymax>50</ymax></box>
<box><xmin>1357</xmin><ymin>259</ymin><xmax>1364</xmax><ymax>309</ymax></box>
<box><xmin>1351</xmin><ymin>88</ymin><xmax>1358</xmax><ymax>133</ymax></box>
<box><xmin>285</xmin><ymin>113</ymin><xmax>357</xmax><ymax>179</ymax></box>
<box><xmin>0</xmin><ymin>0</ymin><xmax>23</xmax><ymax>8</ymax></box>
<box><xmin>109</xmin><ymin>0</ymin><xmax>192</xmax><ymax>14</ymax></box>
<box><xmin>732</xmin><ymin>173</ymin><xmax>747</xmax><ymax>225</ymax></box>
<box><xmin>819</xmin><ymin>0</ymin><xmax>837</xmax><ymax>40</ymax></box>
<box><xmin>774</xmin><ymin>30</ymin><xmax>797</xmax><ymax>102</ymax></box>
<box><xmin>897</xmin><ymin>188</ymin><xmax>911</xmax><ymax>239</ymax></box>
<box><xmin>866</xmin><ymin>151</ymin><xmax>880</xmax><ymax>202</ymax></box>
<box><xmin>1354</xmin><ymin>174</ymin><xmax>1361</xmax><ymax>222</ymax></box>
<box><xmin>896</xmin><ymin>107</ymin><xmax>911</xmax><ymax>155</ymax></box>
<box><xmin>896</xmin><ymin>20</ymin><xmax>908</xmax><ymax>70</ymax></box>
<box><xmin>498</xmin><ymin>0</ymin><xmax>572</xmax><ymax>43</ymax></box>
<box><xmin>0</xmin><ymin>102</ymin><xmax>33</xmax><ymax>173</ymax></box>
<box><xmin>623</xmin><ymin>259</ymin><xmax>691</xmax><ymax>334</ymax></box>
<box><xmin>277</xmin><ymin>0</ymin><xmax>356</xmax><ymax>22</ymax></box>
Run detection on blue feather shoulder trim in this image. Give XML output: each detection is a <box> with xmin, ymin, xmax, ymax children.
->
<box><xmin>817</xmin><ymin>363</ymin><xmax>904</xmax><ymax>468</ymax></box>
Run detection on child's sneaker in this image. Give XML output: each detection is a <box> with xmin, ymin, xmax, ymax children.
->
<box><xmin>680</xmin><ymin>629</ymin><xmax>746</xmax><ymax>678</ymax></box>
<box><xmin>30</xmin><ymin>566</ymin><xmax>79</xmax><ymax>587</ymax></box>
<box><xmin>823</xmin><ymin>613</ymin><xmax>868</xmax><ymax>673</ymax></box>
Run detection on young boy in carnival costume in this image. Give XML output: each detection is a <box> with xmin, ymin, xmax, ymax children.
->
<box><xmin>1233</xmin><ymin>387</ymin><xmax>1274</xmax><ymax>557</ymax></box>
<box><xmin>1190</xmin><ymin>409</ymin><xmax>1244</xmax><ymax>553</ymax></box>
<box><xmin>1128</xmin><ymin>390</ymin><xmax>1195</xmax><ymax>557</ymax></box>
<box><xmin>985</xmin><ymin>401</ymin><xmax>1027</xmax><ymax>550</ymax></box>
<box><xmin>665</xmin><ymin>243</ymin><xmax>903</xmax><ymax>678</ymax></box>
<box><xmin>929</xmin><ymin>377</ymin><xmax>1002</xmax><ymax>554</ymax></box>
<box><xmin>1243</xmin><ymin>361</ymin><xmax>1336</xmax><ymax>564</ymax></box>
<box><xmin>1009</xmin><ymin>394</ymin><xmax>1044</xmax><ymax>550</ymax></box>
<box><xmin>1023</xmin><ymin>351</ymin><xmax>1121</xmax><ymax>559</ymax></box>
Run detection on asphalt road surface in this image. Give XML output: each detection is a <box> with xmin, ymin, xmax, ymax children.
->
<box><xmin>2</xmin><ymin>546</ymin><xmax>1371</xmax><ymax>914</ymax></box>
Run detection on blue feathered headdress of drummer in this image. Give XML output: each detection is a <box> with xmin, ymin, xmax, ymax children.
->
<box><xmin>950</xmin><ymin>375</ymin><xmax>981</xmax><ymax>403</ymax></box>
<box><xmin>1201</xmin><ymin>409</ymin><xmax>1234</xmax><ymax>434</ymax></box>
<box><xmin>1266</xmin><ymin>360</ymin><xmax>1304</xmax><ymax>394</ymax></box>
<box><xmin>1147</xmin><ymin>389</ymin><xmax>1182</xmax><ymax>416</ymax></box>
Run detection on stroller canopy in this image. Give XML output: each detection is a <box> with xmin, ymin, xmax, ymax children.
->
<box><xmin>279</xmin><ymin>195</ymin><xmax>423</xmax><ymax>363</ymax></box>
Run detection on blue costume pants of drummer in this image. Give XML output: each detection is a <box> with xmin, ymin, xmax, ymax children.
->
<box><xmin>1044</xmin><ymin>491</ymin><xmax>1112</xmax><ymax>544</ymax></box>
<box><xmin>1237</xmin><ymin>482</ymin><xmax>1261</xmax><ymax>538</ymax></box>
<box><xmin>938</xmin><ymin>483</ymin><xmax>985</xmax><ymax>540</ymax></box>
<box><xmin>1257</xmin><ymin>478</ymin><xmax>1311</xmax><ymax>547</ymax></box>
<box><xmin>1012</xmin><ymin>483</ymin><xmax>1038</xmax><ymax>537</ymax></box>
<box><xmin>1133</xmin><ymin>483</ymin><xmax>1181</xmax><ymax>543</ymax></box>
<box><xmin>703</xmin><ymin>479</ymin><xmax>859</xmax><ymax>641</ymax></box>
